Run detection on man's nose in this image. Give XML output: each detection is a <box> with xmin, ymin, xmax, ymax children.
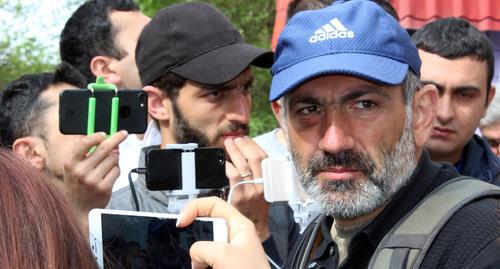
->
<box><xmin>227</xmin><ymin>91</ymin><xmax>251</xmax><ymax>125</ymax></box>
<box><xmin>436</xmin><ymin>94</ymin><xmax>454</xmax><ymax>124</ymax></box>
<box><xmin>318</xmin><ymin>115</ymin><xmax>355</xmax><ymax>153</ymax></box>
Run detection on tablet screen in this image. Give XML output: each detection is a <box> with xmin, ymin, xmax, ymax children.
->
<box><xmin>101</xmin><ymin>214</ymin><xmax>214</xmax><ymax>268</ymax></box>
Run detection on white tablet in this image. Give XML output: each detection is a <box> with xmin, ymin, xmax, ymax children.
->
<box><xmin>88</xmin><ymin>209</ymin><xmax>228</xmax><ymax>268</ymax></box>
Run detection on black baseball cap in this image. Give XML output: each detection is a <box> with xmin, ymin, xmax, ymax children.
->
<box><xmin>136</xmin><ymin>1</ymin><xmax>273</xmax><ymax>86</ymax></box>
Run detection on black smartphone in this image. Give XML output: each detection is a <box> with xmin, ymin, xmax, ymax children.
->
<box><xmin>145</xmin><ymin>148</ymin><xmax>228</xmax><ymax>191</ymax></box>
<box><xmin>59</xmin><ymin>89</ymin><xmax>148</xmax><ymax>134</ymax></box>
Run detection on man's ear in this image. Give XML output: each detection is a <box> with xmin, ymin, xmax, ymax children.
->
<box><xmin>412</xmin><ymin>84</ymin><xmax>438</xmax><ymax>150</ymax></box>
<box><xmin>143</xmin><ymin>86</ymin><xmax>171</xmax><ymax>122</ymax></box>
<box><xmin>12</xmin><ymin>137</ymin><xmax>46</xmax><ymax>171</ymax></box>
<box><xmin>485</xmin><ymin>86</ymin><xmax>496</xmax><ymax>109</ymax></box>
<box><xmin>90</xmin><ymin>56</ymin><xmax>122</xmax><ymax>85</ymax></box>
<box><xmin>271</xmin><ymin>101</ymin><xmax>285</xmax><ymax>129</ymax></box>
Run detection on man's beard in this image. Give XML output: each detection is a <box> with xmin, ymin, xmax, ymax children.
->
<box><xmin>291</xmin><ymin>110</ymin><xmax>417</xmax><ymax>220</ymax></box>
<box><xmin>171</xmin><ymin>102</ymin><xmax>249</xmax><ymax>148</ymax></box>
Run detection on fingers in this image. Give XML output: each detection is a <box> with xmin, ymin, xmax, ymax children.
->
<box><xmin>224</xmin><ymin>136</ymin><xmax>268</xmax><ymax>183</ymax></box>
<box><xmin>190</xmin><ymin>241</ymin><xmax>228</xmax><ymax>269</ymax></box>
<box><xmin>178</xmin><ymin>197</ymin><xmax>254</xmax><ymax>233</ymax></box>
<box><xmin>82</xmin><ymin>130</ymin><xmax>128</xmax><ymax>169</ymax></box>
<box><xmin>69</xmin><ymin>132</ymin><xmax>107</xmax><ymax>162</ymax></box>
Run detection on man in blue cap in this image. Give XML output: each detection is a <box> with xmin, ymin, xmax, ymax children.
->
<box><xmin>175</xmin><ymin>1</ymin><xmax>500</xmax><ymax>269</ymax></box>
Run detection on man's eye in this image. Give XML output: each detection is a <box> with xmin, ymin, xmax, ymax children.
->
<box><xmin>354</xmin><ymin>100</ymin><xmax>376</xmax><ymax>109</ymax></box>
<box><xmin>298</xmin><ymin>105</ymin><xmax>320</xmax><ymax>115</ymax></box>
<box><xmin>208</xmin><ymin>90</ymin><xmax>222</xmax><ymax>98</ymax></box>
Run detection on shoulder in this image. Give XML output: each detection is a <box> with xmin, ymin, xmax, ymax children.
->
<box><xmin>107</xmin><ymin>186</ymin><xmax>135</xmax><ymax>210</ymax></box>
<box><xmin>422</xmin><ymin>197</ymin><xmax>500</xmax><ymax>268</ymax></box>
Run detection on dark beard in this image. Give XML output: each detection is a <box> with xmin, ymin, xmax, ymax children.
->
<box><xmin>171</xmin><ymin>101</ymin><xmax>250</xmax><ymax>148</ymax></box>
<box><xmin>172</xmin><ymin>101</ymin><xmax>211</xmax><ymax>147</ymax></box>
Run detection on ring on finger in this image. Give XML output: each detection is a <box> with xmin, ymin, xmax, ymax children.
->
<box><xmin>240</xmin><ymin>172</ymin><xmax>252</xmax><ymax>178</ymax></box>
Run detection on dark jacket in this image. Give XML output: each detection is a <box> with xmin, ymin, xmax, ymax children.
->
<box><xmin>285</xmin><ymin>152</ymin><xmax>500</xmax><ymax>268</ymax></box>
<box><xmin>458</xmin><ymin>134</ymin><xmax>500</xmax><ymax>185</ymax></box>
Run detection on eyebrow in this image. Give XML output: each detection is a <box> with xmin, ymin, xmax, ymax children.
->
<box><xmin>421</xmin><ymin>80</ymin><xmax>481</xmax><ymax>93</ymax></box>
<box><xmin>288</xmin><ymin>87</ymin><xmax>391</xmax><ymax>107</ymax></box>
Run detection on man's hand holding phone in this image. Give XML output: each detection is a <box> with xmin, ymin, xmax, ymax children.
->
<box><xmin>224</xmin><ymin>136</ymin><xmax>270</xmax><ymax>241</ymax></box>
<box><xmin>62</xmin><ymin>130</ymin><xmax>128</xmax><ymax>233</ymax></box>
<box><xmin>179</xmin><ymin>197</ymin><xmax>271</xmax><ymax>269</ymax></box>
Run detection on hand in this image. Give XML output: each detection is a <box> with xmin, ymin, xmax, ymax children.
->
<box><xmin>178</xmin><ymin>197</ymin><xmax>271</xmax><ymax>269</ymax></box>
<box><xmin>62</xmin><ymin>131</ymin><xmax>128</xmax><ymax>233</ymax></box>
<box><xmin>224</xmin><ymin>136</ymin><xmax>270</xmax><ymax>240</ymax></box>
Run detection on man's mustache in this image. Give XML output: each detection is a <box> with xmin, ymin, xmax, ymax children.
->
<box><xmin>308</xmin><ymin>150</ymin><xmax>375</xmax><ymax>176</ymax></box>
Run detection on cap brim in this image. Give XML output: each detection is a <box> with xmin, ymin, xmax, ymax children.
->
<box><xmin>270</xmin><ymin>53</ymin><xmax>409</xmax><ymax>101</ymax></box>
<box><xmin>171</xmin><ymin>43</ymin><xmax>273</xmax><ymax>85</ymax></box>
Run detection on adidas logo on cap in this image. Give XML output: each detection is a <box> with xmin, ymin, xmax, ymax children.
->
<box><xmin>309</xmin><ymin>18</ymin><xmax>355</xmax><ymax>43</ymax></box>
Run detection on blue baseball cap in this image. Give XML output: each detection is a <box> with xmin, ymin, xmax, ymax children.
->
<box><xmin>269</xmin><ymin>0</ymin><xmax>421</xmax><ymax>101</ymax></box>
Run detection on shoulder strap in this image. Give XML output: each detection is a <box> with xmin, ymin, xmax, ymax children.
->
<box><xmin>284</xmin><ymin>214</ymin><xmax>324</xmax><ymax>269</ymax></box>
<box><xmin>368</xmin><ymin>177</ymin><xmax>500</xmax><ymax>269</ymax></box>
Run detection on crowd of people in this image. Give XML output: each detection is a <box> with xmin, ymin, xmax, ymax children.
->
<box><xmin>0</xmin><ymin>0</ymin><xmax>499</xmax><ymax>268</ymax></box>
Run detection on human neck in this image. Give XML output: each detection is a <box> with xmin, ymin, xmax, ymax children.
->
<box><xmin>335</xmin><ymin>205</ymin><xmax>386</xmax><ymax>230</ymax></box>
<box><xmin>160</xmin><ymin>125</ymin><xmax>177</xmax><ymax>148</ymax></box>
<box><xmin>429</xmin><ymin>147</ymin><xmax>463</xmax><ymax>165</ymax></box>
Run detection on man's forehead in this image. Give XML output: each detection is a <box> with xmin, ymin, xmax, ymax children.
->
<box><xmin>285</xmin><ymin>74</ymin><xmax>398</xmax><ymax>99</ymax></box>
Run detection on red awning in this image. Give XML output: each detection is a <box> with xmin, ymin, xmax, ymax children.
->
<box><xmin>392</xmin><ymin>0</ymin><xmax>500</xmax><ymax>31</ymax></box>
<box><xmin>271</xmin><ymin>0</ymin><xmax>292</xmax><ymax>50</ymax></box>
<box><xmin>272</xmin><ymin>0</ymin><xmax>500</xmax><ymax>50</ymax></box>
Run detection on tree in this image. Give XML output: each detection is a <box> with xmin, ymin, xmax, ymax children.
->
<box><xmin>0</xmin><ymin>1</ymin><xmax>57</xmax><ymax>90</ymax></box>
<box><xmin>138</xmin><ymin>0</ymin><xmax>278</xmax><ymax>136</ymax></box>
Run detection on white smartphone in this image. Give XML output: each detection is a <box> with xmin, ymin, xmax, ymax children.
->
<box><xmin>88</xmin><ymin>209</ymin><xmax>228</xmax><ymax>268</ymax></box>
<box><xmin>262</xmin><ymin>157</ymin><xmax>309</xmax><ymax>202</ymax></box>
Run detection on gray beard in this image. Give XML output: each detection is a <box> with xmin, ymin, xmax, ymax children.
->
<box><xmin>291</xmin><ymin>110</ymin><xmax>417</xmax><ymax>220</ymax></box>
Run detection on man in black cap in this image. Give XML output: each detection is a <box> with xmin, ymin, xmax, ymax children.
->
<box><xmin>107</xmin><ymin>1</ymin><xmax>299</xmax><ymax>265</ymax></box>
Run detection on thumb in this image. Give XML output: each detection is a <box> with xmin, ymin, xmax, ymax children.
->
<box><xmin>190</xmin><ymin>241</ymin><xmax>227</xmax><ymax>269</ymax></box>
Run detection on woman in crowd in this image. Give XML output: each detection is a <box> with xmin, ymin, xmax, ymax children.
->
<box><xmin>0</xmin><ymin>148</ymin><xmax>97</xmax><ymax>268</ymax></box>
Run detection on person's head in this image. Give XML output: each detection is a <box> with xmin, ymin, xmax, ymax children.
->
<box><xmin>288</xmin><ymin>0</ymin><xmax>333</xmax><ymax>20</ymax></box>
<box><xmin>0</xmin><ymin>63</ymin><xmax>86</xmax><ymax>181</ymax></box>
<box><xmin>287</xmin><ymin>0</ymin><xmax>398</xmax><ymax>21</ymax></box>
<box><xmin>412</xmin><ymin>18</ymin><xmax>496</xmax><ymax>163</ymax></box>
<box><xmin>480</xmin><ymin>92</ymin><xmax>500</xmax><ymax>156</ymax></box>
<box><xmin>136</xmin><ymin>2</ymin><xmax>273</xmax><ymax>149</ymax></box>
<box><xmin>60</xmin><ymin>0</ymin><xmax>150</xmax><ymax>89</ymax></box>
<box><xmin>0</xmin><ymin>148</ymin><xmax>97</xmax><ymax>268</ymax></box>
<box><xmin>273</xmin><ymin>0</ymin><xmax>400</xmax><ymax>124</ymax></box>
<box><xmin>270</xmin><ymin>0</ymin><xmax>437</xmax><ymax>220</ymax></box>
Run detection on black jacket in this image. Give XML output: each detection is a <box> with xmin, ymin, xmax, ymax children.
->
<box><xmin>458</xmin><ymin>134</ymin><xmax>500</xmax><ymax>185</ymax></box>
<box><xmin>284</xmin><ymin>152</ymin><xmax>500</xmax><ymax>268</ymax></box>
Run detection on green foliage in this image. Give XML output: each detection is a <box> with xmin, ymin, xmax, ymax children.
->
<box><xmin>138</xmin><ymin>0</ymin><xmax>279</xmax><ymax>136</ymax></box>
<box><xmin>0</xmin><ymin>1</ymin><xmax>55</xmax><ymax>90</ymax></box>
<box><xmin>0</xmin><ymin>38</ymin><xmax>55</xmax><ymax>90</ymax></box>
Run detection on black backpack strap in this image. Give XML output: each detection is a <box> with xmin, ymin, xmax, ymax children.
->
<box><xmin>284</xmin><ymin>214</ymin><xmax>325</xmax><ymax>269</ymax></box>
<box><xmin>368</xmin><ymin>177</ymin><xmax>500</xmax><ymax>269</ymax></box>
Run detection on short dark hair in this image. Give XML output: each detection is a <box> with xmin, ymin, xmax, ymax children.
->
<box><xmin>412</xmin><ymin>18</ymin><xmax>495</xmax><ymax>90</ymax></box>
<box><xmin>287</xmin><ymin>0</ymin><xmax>333</xmax><ymax>20</ymax></box>
<box><xmin>59</xmin><ymin>0</ymin><xmax>139</xmax><ymax>84</ymax></box>
<box><xmin>288</xmin><ymin>0</ymin><xmax>398</xmax><ymax>21</ymax></box>
<box><xmin>0</xmin><ymin>63</ymin><xmax>86</xmax><ymax>146</ymax></box>
<box><xmin>151</xmin><ymin>72</ymin><xmax>187</xmax><ymax>100</ymax></box>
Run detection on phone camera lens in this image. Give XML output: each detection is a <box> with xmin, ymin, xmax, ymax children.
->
<box><xmin>138</xmin><ymin>92</ymin><xmax>147</xmax><ymax>102</ymax></box>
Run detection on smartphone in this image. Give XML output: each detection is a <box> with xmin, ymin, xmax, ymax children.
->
<box><xmin>262</xmin><ymin>157</ymin><xmax>308</xmax><ymax>202</ymax></box>
<box><xmin>88</xmin><ymin>209</ymin><xmax>227</xmax><ymax>269</ymax></box>
<box><xmin>59</xmin><ymin>89</ymin><xmax>148</xmax><ymax>134</ymax></box>
<box><xmin>145</xmin><ymin>147</ymin><xmax>228</xmax><ymax>191</ymax></box>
